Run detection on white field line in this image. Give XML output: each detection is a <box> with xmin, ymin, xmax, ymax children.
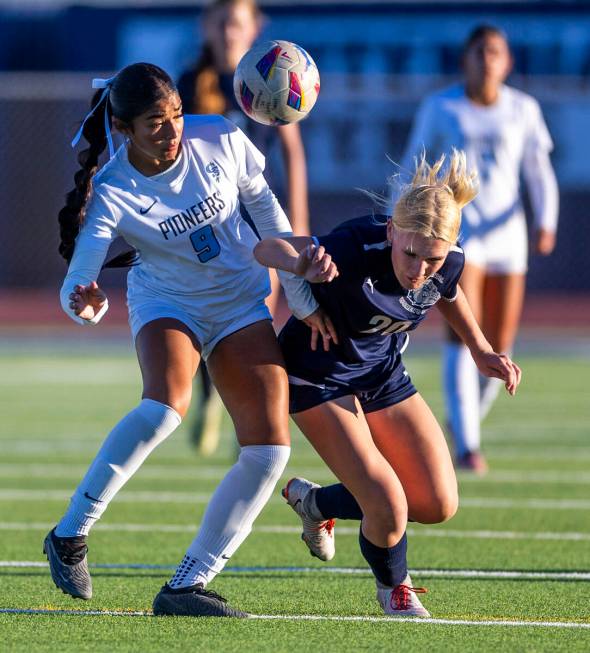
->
<box><xmin>0</xmin><ymin>367</ymin><xmax>137</xmax><ymax>385</ymax></box>
<box><xmin>2</xmin><ymin>463</ymin><xmax>590</xmax><ymax>486</ymax></box>
<box><xmin>2</xmin><ymin>561</ymin><xmax>589</xmax><ymax>581</ymax></box>
<box><xmin>483</xmin><ymin>432</ymin><xmax>588</xmax><ymax>445</ymax></box>
<box><xmin>1</xmin><ymin>521</ymin><xmax>589</xmax><ymax>542</ymax></box>
<box><xmin>0</xmin><ymin>489</ymin><xmax>212</xmax><ymax>503</ymax></box>
<box><xmin>0</xmin><ymin>464</ymin><xmax>337</xmax><ymax>483</ymax></box>
<box><xmin>1</xmin><ymin>441</ymin><xmax>110</xmax><ymax>454</ymax></box>
<box><xmin>3</xmin><ymin>441</ymin><xmax>590</xmax><ymax>459</ymax></box>
<box><xmin>456</xmin><ymin>470</ymin><xmax>590</xmax><ymax>485</ymax></box>
<box><xmin>459</xmin><ymin>498</ymin><xmax>590</xmax><ymax>510</ymax></box>
<box><xmin>0</xmin><ymin>607</ymin><xmax>588</xmax><ymax>629</ymax></box>
<box><xmin>0</xmin><ymin>488</ymin><xmax>589</xmax><ymax>510</ymax></box>
<box><xmin>483</xmin><ymin>423</ymin><xmax>588</xmax><ymax>434</ymax></box>
<box><xmin>481</xmin><ymin>448</ymin><xmax>590</xmax><ymax>460</ymax></box>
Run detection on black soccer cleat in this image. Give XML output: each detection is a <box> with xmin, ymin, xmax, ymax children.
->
<box><xmin>43</xmin><ymin>528</ymin><xmax>92</xmax><ymax>600</ymax></box>
<box><xmin>152</xmin><ymin>583</ymin><xmax>249</xmax><ymax>618</ymax></box>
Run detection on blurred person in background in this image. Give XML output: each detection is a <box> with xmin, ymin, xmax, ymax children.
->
<box><xmin>44</xmin><ymin>62</ymin><xmax>325</xmax><ymax>617</ymax></box>
<box><xmin>402</xmin><ymin>25</ymin><xmax>558</xmax><ymax>473</ymax></box>
<box><xmin>178</xmin><ymin>0</ymin><xmax>310</xmax><ymax>454</ymax></box>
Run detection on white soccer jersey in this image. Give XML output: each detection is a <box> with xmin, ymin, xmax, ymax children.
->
<box><xmin>402</xmin><ymin>83</ymin><xmax>558</xmax><ymax>234</ymax></box>
<box><xmin>61</xmin><ymin>115</ymin><xmax>316</xmax><ymax>325</ymax></box>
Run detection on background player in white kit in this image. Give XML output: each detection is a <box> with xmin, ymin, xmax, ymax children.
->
<box><xmin>178</xmin><ymin>0</ymin><xmax>311</xmax><ymax>455</ymax></box>
<box><xmin>43</xmin><ymin>62</ymin><xmax>330</xmax><ymax>617</ymax></box>
<box><xmin>402</xmin><ymin>25</ymin><xmax>558</xmax><ymax>472</ymax></box>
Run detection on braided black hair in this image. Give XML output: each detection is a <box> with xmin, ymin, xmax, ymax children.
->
<box><xmin>58</xmin><ymin>88</ymin><xmax>109</xmax><ymax>263</ymax></box>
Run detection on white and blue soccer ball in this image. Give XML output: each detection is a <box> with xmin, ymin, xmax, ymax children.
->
<box><xmin>233</xmin><ymin>40</ymin><xmax>320</xmax><ymax>126</ymax></box>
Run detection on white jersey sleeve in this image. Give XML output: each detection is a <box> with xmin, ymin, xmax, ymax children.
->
<box><xmin>521</xmin><ymin>98</ymin><xmax>559</xmax><ymax>232</ymax></box>
<box><xmin>59</xmin><ymin>192</ymin><xmax>118</xmax><ymax>325</ymax></box>
<box><xmin>228</xmin><ymin>122</ymin><xmax>318</xmax><ymax>320</ymax></box>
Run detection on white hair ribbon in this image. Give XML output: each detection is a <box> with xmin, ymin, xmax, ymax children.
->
<box><xmin>71</xmin><ymin>76</ymin><xmax>116</xmax><ymax>158</ymax></box>
<box><xmin>92</xmin><ymin>77</ymin><xmax>114</xmax><ymax>89</ymax></box>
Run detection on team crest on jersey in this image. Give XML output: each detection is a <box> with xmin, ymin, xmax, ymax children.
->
<box><xmin>400</xmin><ymin>278</ymin><xmax>441</xmax><ymax>314</ymax></box>
<box><xmin>206</xmin><ymin>161</ymin><xmax>220</xmax><ymax>182</ymax></box>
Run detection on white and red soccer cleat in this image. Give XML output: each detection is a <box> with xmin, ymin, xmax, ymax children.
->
<box><xmin>376</xmin><ymin>575</ymin><xmax>430</xmax><ymax>617</ymax></box>
<box><xmin>282</xmin><ymin>477</ymin><xmax>335</xmax><ymax>561</ymax></box>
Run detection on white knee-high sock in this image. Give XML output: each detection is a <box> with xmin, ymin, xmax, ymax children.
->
<box><xmin>169</xmin><ymin>444</ymin><xmax>290</xmax><ymax>589</ymax></box>
<box><xmin>443</xmin><ymin>343</ymin><xmax>481</xmax><ymax>456</ymax></box>
<box><xmin>56</xmin><ymin>399</ymin><xmax>181</xmax><ymax>537</ymax></box>
<box><xmin>479</xmin><ymin>375</ymin><xmax>503</xmax><ymax>422</ymax></box>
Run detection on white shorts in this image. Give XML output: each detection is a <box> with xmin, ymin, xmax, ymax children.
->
<box><xmin>128</xmin><ymin>286</ymin><xmax>272</xmax><ymax>360</ymax></box>
<box><xmin>461</xmin><ymin>213</ymin><xmax>528</xmax><ymax>275</ymax></box>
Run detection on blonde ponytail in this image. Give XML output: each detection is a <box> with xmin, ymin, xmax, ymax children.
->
<box><xmin>393</xmin><ymin>149</ymin><xmax>478</xmax><ymax>243</ymax></box>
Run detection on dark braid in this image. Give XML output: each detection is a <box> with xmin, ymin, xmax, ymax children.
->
<box><xmin>58</xmin><ymin>89</ymin><xmax>109</xmax><ymax>263</ymax></box>
<box><xmin>59</xmin><ymin>63</ymin><xmax>178</xmax><ymax>268</ymax></box>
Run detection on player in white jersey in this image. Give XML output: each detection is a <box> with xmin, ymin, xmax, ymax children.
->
<box><xmin>43</xmin><ymin>62</ymin><xmax>331</xmax><ymax>617</ymax></box>
<box><xmin>402</xmin><ymin>25</ymin><xmax>558</xmax><ymax>472</ymax></box>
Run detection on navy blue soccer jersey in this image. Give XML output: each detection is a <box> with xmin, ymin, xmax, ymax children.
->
<box><xmin>279</xmin><ymin>215</ymin><xmax>465</xmax><ymax>414</ymax></box>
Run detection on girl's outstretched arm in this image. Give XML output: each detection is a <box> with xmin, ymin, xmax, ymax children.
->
<box><xmin>437</xmin><ymin>285</ymin><xmax>522</xmax><ymax>395</ymax></box>
<box><xmin>254</xmin><ymin>238</ymin><xmax>339</xmax><ymax>284</ymax></box>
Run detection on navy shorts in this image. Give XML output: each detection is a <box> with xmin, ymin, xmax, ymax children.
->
<box><xmin>279</xmin><ymin>322</ymin><xmax>417</xmax><ymax>415</ymax></box>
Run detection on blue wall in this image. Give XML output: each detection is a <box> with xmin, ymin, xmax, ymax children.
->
<box><xmin>5</xmin><ymin>3</ymin><xmax>590</xmax><ymax>75</ymax></box>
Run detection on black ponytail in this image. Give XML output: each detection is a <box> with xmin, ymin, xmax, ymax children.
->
<box><xmin>58</xmin><ymin>89</ymin><xmax>109</xmax><ymax>263</ymax></box>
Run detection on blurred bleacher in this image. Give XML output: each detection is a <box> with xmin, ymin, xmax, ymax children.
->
<box><xmin>1</xmin><ymin>1</ymin><xmax>589</xmax><ymax>295</ymax></box>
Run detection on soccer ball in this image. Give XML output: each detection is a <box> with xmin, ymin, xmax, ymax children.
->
<box><xmin>233</xmin><ymin>40</ymin><xmax>320</xmax><ymax>126</ymax></box>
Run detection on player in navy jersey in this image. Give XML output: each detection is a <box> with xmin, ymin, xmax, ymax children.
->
<box><xmin>44</xmin><ymin>62</ymin><xmax>330</xmax><ymax>618</ymax></box>
<box><xmin>254</xmin><ymin>150</ymin><xmax>521</xmax><ymax>616</ymax></box>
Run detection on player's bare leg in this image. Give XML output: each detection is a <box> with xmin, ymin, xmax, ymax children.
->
<box><xmin>47</xmin><ymin>319</ymin><xmax>198</xmax><ymax>600</ymax></box>
<box><xmin>479</xmin><ymin>273</ymin><xmax>525</xmax><ymax>419</ymax></box>
<box><xmin>365</xmin><ymin>393</ymin><xmax>458</xmax><ymax>526</ymax></box>
<box><xmin>137</xmin><ymin>318</ymin><xmax>201</xmax><ymax>417</ymax></box>
<box><xmin>293</xmin><ymin>396</ymin><xmax>429</xmax><ymax>616</ymax></box>
<box><xmin>444</xmin><ymin>263</ymin><xmax>488</xmax><ymax>472</ymax></box>
<box><xmin>294</xmin><ymin>397</ymin><xmax>407</xmax><ymax>546</ymax></box>
<box><xmin>156</xmin><ymin>320</ymin><xmax>290</xmax><ymax>617</ymax></box>
<box><xmin>208</xmin><ymin>319</ymin><xmax>289</xmax><ymax>447</ymax></box>
<box><xmin>265</xmin><ymin>268</ymin><xmax>281</xmax><ymax>319</ymax></box>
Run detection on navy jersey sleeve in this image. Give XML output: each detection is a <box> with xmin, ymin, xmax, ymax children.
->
<box><xmin>440</xmin><ymin>246</ymin><xmax>465</xmax><ymax>301</ymax></box>
<box><xmin>314</xmin><ymin>215</ymin><xmax>389</xmax><ymax>280</ymax></box>
<box><xmin>315</xmin><ymin>230</ymin><xmax>367</xmax><ymax>280</ymax></box>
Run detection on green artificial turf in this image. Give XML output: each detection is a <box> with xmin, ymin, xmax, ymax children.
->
<box><xmin>0</xmin><ymin>342</ymin><xmax>589</xmax><ymax>651</ymax></box>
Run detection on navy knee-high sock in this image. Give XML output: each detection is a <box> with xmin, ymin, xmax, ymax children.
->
<box><xmin>314</xmin><ymin>483</ymin><xmax>415</xmax><ymax>524</ymax></box>
<box><xmin>315</xmin><ymin>483</ymin><xmax>363</xmax><ymax>520</ymax></box>
<box><xmin>359</xmin><ymin>529</ymin><xmax>408</xmax><ymax>588</ymax></box>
